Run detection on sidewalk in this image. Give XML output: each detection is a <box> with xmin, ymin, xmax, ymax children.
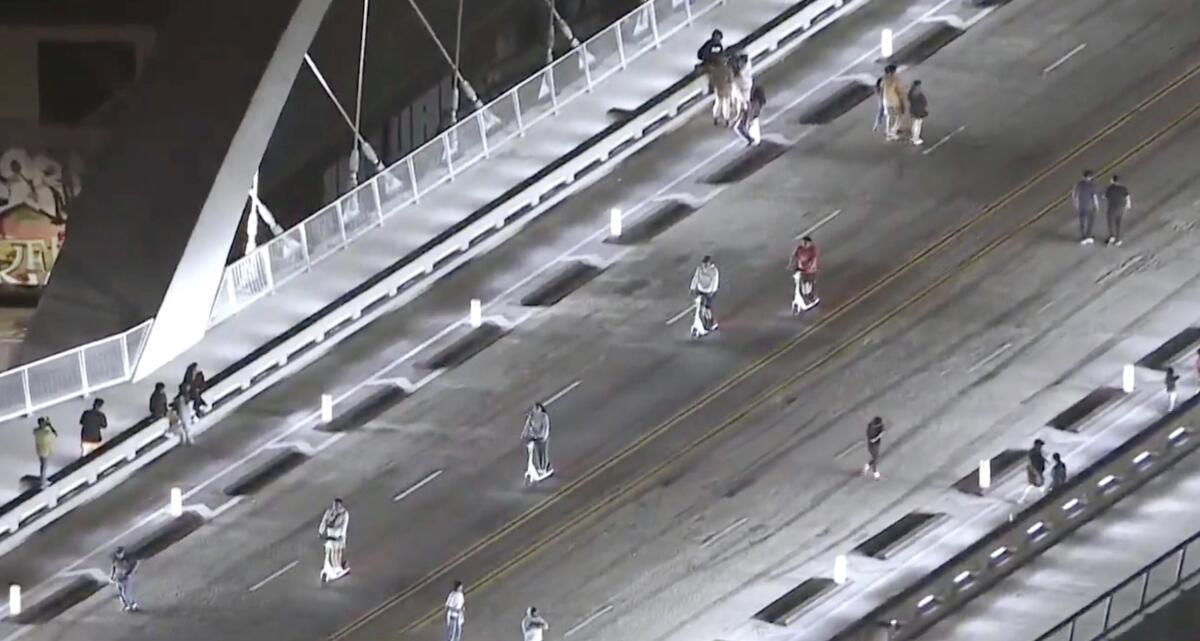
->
<box><xmin>0</xmin><ymin>0</ymin><xmax>828</xmax><ymax>501</ymax></box>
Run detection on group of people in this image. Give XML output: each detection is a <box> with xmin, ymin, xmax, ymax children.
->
<box><xmin>697</xmin><ymin>30</ymin><xmax>767</xmax><ymax>147</ymax></box>
<box><xmin>1072</xmin><ymin>170</ymin><xmax>1133</xmax><ymax>246</ymax></box>
<box><xmin>445</xmin><ymin>580</ymin><xmax>550</xmax><ymax>641</ymax></box>
<box><xmin>874</xmin><ymin>64</ymin><xmax>930</xmax><ymax>145</ymax></box>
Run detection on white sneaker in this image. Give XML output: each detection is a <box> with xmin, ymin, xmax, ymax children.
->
<box><xmin>912</xmin><ymin>138</ymin><xmax>924</xmax><ymax>145</ymax></box>
<box><xmin>1115</xmin><ymin>239</ymin><xmax>1123</xmax><ymax>246</ymax></box>
<box><xmin>1106</xmin><ymin>237</ymin><xmax>1115</xmax><ymax>246</ymax></box>
<box><xmin>1081</xmin><ymin>237</ymin><xmax>1094</xmax><ymax>245</ymax></box>
<box><xmin>872</xmin><ymin>471</ymin><xmax>881</xmax><ymax>480</ymax></box>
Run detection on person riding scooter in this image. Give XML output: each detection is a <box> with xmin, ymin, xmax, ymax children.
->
<box><xmin>790</xmin><ymin>236</ymin><xmax>820</xmax><ymax>312</ymax></box>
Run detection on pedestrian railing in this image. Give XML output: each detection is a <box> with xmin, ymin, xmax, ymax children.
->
<box><xmin>830</xmin><ymin>392</ymin><xmax>1200</xmax><ymax>641</ymax></box>
<box><xmin>0</xmin><ymin>320</ymin><xmax>153</xmax><ymax>424</ymax></box>
<box><xmin>1036</xmin><ymin>525</ymin><xmax>1200</xmax><ymax>641</ymax></box>
<box><xmin>0</xmin><ymin>0</ymin><xmax>862</xmax><ymax>560</ymax></box>
<box><xmin>206</xmin><ymin>0</ymin><xmax>733</xmax><ymax>326</ymax></box>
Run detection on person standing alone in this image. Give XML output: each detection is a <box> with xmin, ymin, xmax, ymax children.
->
<box><xmin>110</xmin><ymin>547</ymin><xmax>139</xmax><ymax>612</ymax></box>
<box><xmin>33</xmin><ymin>416</ymin><xmax>57</xmax><ymax>483</ymax></box>
<box><xmin>863</xmin><ymin>417</ymin><xmax>885</xmax><ymax>479</ymax></box>
<box><xmin>1165</xmin><ymin>367</ymin><xmax>1180</xmax><ymax>412</ymax></box>
<box><xmin>907</xmin><ymin>80</ymin><xmax>929</xmax><ymax>145</ymax></box>
<box><xmin>445</xmin><ymin>581</ymin><xmax>466</xmax><ymax>641</ymax></box>
<box><xmin>1072</xmin><ymin>170</ymin><xmax>1101</xmax><ymax>245</ymax></box>
<box><xmin>79</xmin><ymin>398</ymin><xmax>108</xmax><ymax>457</ymax></box>
<box><xmin>1104</xmin><ymin>175</ymin><xmax>1132</xmax><ymax>246</ymax></box>
<box><xmin>522</xmin><ymin>607</ymin><xmax>550</xmax><ymax>641</ymax></box>
<box><xmin>522</xmin><ymin>403</ymin><xmax>553</xmax><ymax>482</ymax></box>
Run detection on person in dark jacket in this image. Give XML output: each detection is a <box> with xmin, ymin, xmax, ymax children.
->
<box><xmin>1166</xmin><ymin>367</ymin><xmax>1180</xmax><ymax>411</ymax></box>
<box><xmin>1072</xmin><ymin>170</ymin><xmax>1101</xmax><ymax>245</ymax></box>
<box><xmin>79</xmin><ymin>398</ymin><xmax>108</xmax><ymax>457</ymax></box>
<box><xmin>189</xmin><ymin>366</ymin><xmax>208</xmax><ymax>417</ymax></box>
<box><xmin>736</xmin><ymin>86</ymin><xmax>766</xmax><ymax>146</ymax></box>
<box><xmin>863</xmin><ymin>417</ymin><xmax>885</xmax><ymax>479</ymax></box>
<box><xmin>1019</xmin><ymin>438</ymin><xmax>1047</xmax><ymax>503</ymax></box>
<box><xmin>111</xmin><ymin>546</ymin><xmax>139</xmax><ymax>612</ymax></box>
<box><xmin>149</xmin><ymin>382</ymin><xmax>168</xmax><ymax>419</ymax></box>
<box><xmin>697</xmin><ymin>29</ymin><xmax>724</xmax><ymax>63</ymax></box>
<box><xmin>908</xmin><ymin>80</ymin><xmax>928</xmax><ymax>145</ymax></box>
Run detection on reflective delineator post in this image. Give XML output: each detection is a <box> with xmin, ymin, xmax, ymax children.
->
<box><xmin>321</xmin><ymin>394</ymin><xmax>334</xmax><ymax>424</ymax></box>
<box><xmin>833</xmin><ymin>554</ymin><xmax>848</xmax><ymax>585</ymax></box>
<box><xmin>8</xmin><ymin>584</ymin><xmax>20</xmax><ymax>617</ymax></box>
<box><xmin>979</xmin><ymin>458</ymin><xmax>991</xmax><ymax>490</ymax></box>
<box><xmin>470</xmin><ymin>299</ymin><xmax>483</xmax><ymax>328</ymax></box>
<box><xmin>169</xmin><ymin>487</ymin><xmax>183</xmax><ymax>518</ymax></box>
<box><xmin>881</xmin><ymin>28</ymin><xmax>894</xmax><ymax>59</ymax></box>
<box><xmin>609</xmin><ymin>207</ymin><xmax>623</xmax><ymax>238</ymax></box>
<box><xmin>1122</xmin><ymin>364</ymin><xmax>1135</xmax><ymax>393</ymax></box>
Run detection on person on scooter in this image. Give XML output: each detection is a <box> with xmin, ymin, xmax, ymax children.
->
<box><xmin>790</xmin><ymin>236</ymin><xmax>820</xmax><ymax>310</ymax></box>
<box><xmin>690</xmin><ymin>255</ymin><xmax>720</xmax><ymax>330</ymax></box>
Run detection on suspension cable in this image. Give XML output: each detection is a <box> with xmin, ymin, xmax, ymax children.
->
<box><xmin>404</xmin><ymin>0</ymin><xmax>488</xmax><ymax>114</ymax></box>
<box><xmin>303</xmin><ymin>53</ymin><xmax>385</xmax><ymax>172</ymax></box>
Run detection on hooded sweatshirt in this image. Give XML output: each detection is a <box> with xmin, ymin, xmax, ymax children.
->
<box><xmin>522</xmin><ymin>609</ymin><xmax>549</xmax><ymax>641</ymax></box>
<box><xmin>691</xmin><ymin>263</ymin><xmax>720</xmax><ymax>294</ymax></box>
<box><xmin>319</xmin><ymin>505</ymin><xmax>349</xmax><ymax>542</ymax></box>
<box><xmin>522</xmin><ymin>408</ymin><xmax>550</xmax><ymax>441</ymax></box>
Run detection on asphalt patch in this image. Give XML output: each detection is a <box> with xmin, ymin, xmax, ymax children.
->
<box><xmin>520</xmin><ymin>262</ymin><xmax>604</xmax><ymax>307</ymax></box>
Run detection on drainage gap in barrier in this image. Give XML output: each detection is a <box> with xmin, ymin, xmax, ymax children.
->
<box><xmin>1047</xmin><ymin>387</ymin><xmax>1123</xmax><ymax>433</ymax></box>
<box><xmin>753</xmin><ymin>578</ymin><xmax>837</xmax><ymax>626</ymax></box>
<box><xmin>223</xmin><ymin>449</ymin><xmax>309</xmax><ymax>496</ymax></box>
<box><xmin>126</xmin><ymin>512</ymin><xmax>205</xmax><ymax>561</ymax></box>
<box><xmin>953</xmin><ymin>448</ymin><xmax>1026</xmax><ymax>496</ymax></box>
<box><xmin>317</xmin><ymin>386</ymin><xmax>409</xmax><ymax>433</ymax></box>
<box><xmin>520</xmin><ymin>261</ymin><xmax>605</xmax><ymax>307</ymax></box>
<box><xmin>702</xmin><ymin>142</ymin><xmax>787</xmax><ymax>184</ymax></box>
<box><xmin>606</xmin><ymin>200</ymin><xmax>696</xmax><ymax>245</ymax></box>
<box><xmin>421</xmin><ymin>322</ymin><xmax>506</xmax><ymax>370</ymax></box>
<box><xmin>5</xmin><ymin>576</ymin><xmax>103</xmax><ymax>624</ymax></box>
<box><xmin>607</xmin><ymin>107</ymin><xmax>636</xmax><ymax>122</ymax></box>
<box><xmin>1137</xmin><ymin>327</ymin><xmax>1200</xmax><ymax>370</ymax></box>
<box><xmin>853</xmin><ymin>511</ymin><xmax>943</xmax><ymax>560</ymax></box>
<box><xmin>883</xmin><ymin>24</ymin><xmax>965</xmax><ymax>66</ymax></box>
<box><xmin>797</xmin><ymin>82</ymin><xmax>874</xmax><ymax>125</ymax></box>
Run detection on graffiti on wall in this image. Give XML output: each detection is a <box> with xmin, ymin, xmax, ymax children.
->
<box><xmin>0</xmin><ymin>148</ymin><xmax>79</xmax><ymax>287</ymax></box>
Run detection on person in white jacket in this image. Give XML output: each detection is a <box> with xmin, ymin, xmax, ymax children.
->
<box><xmin>318</xmin><ymin>498</ymin><xmax>350</xmax><ymax>583</ymax></box>
<box><xmin>690</xmin><ymin>255</ymin><xmax>721</xmax><ymax>329</ymax></box>
<box><xmin>522</xmin><ymin>403</ymin><xmax>553</xmax><ymax>481</ymax></box>
<box><xmin>522</xmin><ymin>607</ymin><xmax>550</xmax><ymax>641</ymax></box>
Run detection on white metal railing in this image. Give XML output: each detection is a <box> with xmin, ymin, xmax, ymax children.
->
<box><xmin>0</xmin><ymin>319</ymin><xmax>153</xmax><ymax>423</ymax></box>
<box><xmin>208</xmin><ymin>0</ymin><xmax>729</xmax><ymax>326</ymax></box>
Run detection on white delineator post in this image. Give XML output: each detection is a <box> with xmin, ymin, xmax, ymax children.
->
<box><xmin>609</xmin><ymin>207</ymin><xmax>623</xmax><ymax>238</ymax></box>
<box><xmin>979</xmin><ymin>458</ymin><xmax>991</xmax><ymax>490</ymax></box>
<box><xmin>169</xmin><ymin>487</ymin><xmax>183</xmax><ymax>518</ymax></box>
<box><xmin>1122</xmin><ymin>364</ymin><xmax>1136</xmax><ymax>393</ymax></box>
<box><xmin>8</xmin><ymin>584</ymin><xmax>20</xmax><ymax>617</ymax></box>
<box><xmin>833</xmin><ymin>554</ymin><xmax>848</xmax><ymax>585</ymax></box>
<box><xmin>321</xmin><ymin>394</ymin><xmax>334</xmax><ymax>424</ymax></box>
<box><xmin>470</xmin><ymin>299</ymin><xmax>483</xmax><ymax>328</ymax></box>
<box><xmin>881</xmin><ymin>28</ymin><xmax>894</xmax><ymax>59</ymax></box>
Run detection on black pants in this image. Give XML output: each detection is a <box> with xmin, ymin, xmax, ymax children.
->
<box><xmin>1106</xmin><ymin>207</ymin><xmax>1125</xmax><ymax>241</ymax></box>
<box><xmin>867</xmin><ymin>441</ymin><xmax>881</xmax><ymax>471</ymax></box>
<box><xmin>1078</xmin><ymin>209</ymin><xmax>1095</xmax><ymax>240</ymax></box>
<box><xmin>532</xmin><ymin>438</ymin><xmax>550</xmax><ymax>472</ymax></box>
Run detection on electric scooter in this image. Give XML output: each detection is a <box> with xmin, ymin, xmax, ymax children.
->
<box><xmin>320</xmin><ymin>542</ymin><xmax>349</xmax><ymax>584</ymax></box>
<box><xmin>690</xmin><ymin>294</ymin><xmax>717</xmax><ymax>339</ymax></box>
<box><xmin>523</xmin><ymin>441</ymin><xmax>554</xmax><ymax>485</ymax></box>
<box><xmin>791</xmin><ymin>271</ymin><xmax>820</xmax><ymax>314</ymax></box>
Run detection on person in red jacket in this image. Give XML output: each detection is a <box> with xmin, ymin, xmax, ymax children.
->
<box><xmin>790</xmin><ymin>236</ymin><xmax>820</xmax><ymax>312</ymax></box>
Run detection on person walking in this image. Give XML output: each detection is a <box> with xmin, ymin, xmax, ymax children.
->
<box><xmin>690</xmin><ymin>255</ymin><xmax>721</xmax><ymax>330</ymax></box>
<box><xmin>522</xmin><ymin>403</ymin><xmax>553</xmax><ymax>482</ymax></box>
<box><xmin>863</xmin><ymin>417</ymin><xmax>885</xmax><ymax>479</ymax></box>
<box><xmin>880</xmin><ymin>64</ymin><xmax>907</xmax><ymax>141</ymax></box>
<box><xmin>110</xmin><ymin>547</ymin><xmax>139</xmax><ymax>612</ymax></box>
<box><xmin>445</xmin><ymin>581</ymin><xmax>466</xmax><ymax>641</ymax></box>
<box><xmin>79</xmin><ymin>398</ymin><xmax>108</xmax><ymax>457</ymax></box>
<box><xmin>736</xmin><ymin>86</ymin><xmax>766</xmax><ymax>146</ymax></box>
<box><xmin>149</xmin><ymin>382</ymin><xmax>168</xmax><ymax>420</ymax></box>
<box><xmin>907</xmin><ymin>80</ymin><xmax>929</xmax><ymax>145</ymax></box>
<box><xmin>1104</xmin><ymin>175</ymin><xmax>1132</xmax><ymax>246</ymax></box>
<box><xmin>522</xmin><ymin>607</ymin><xmax>550</xmax><ymax>641</ymax></box>
<box><xmin>171</xmin><ymin>388</ymin><xmax>193</xmax><ymax>445</ymax></box>
<box><xmin>1048</xmin><ymin>453</ymin><xmax>1067</xmax><ymax>492</ymax></box>
<box><xmin>33</xmin><ymin>416</ymin><xmax>57</xmax><ymax>484</ymax></box>
<box><xmin>1019</xmin><ymin>439</ymin><xmax>1047</xmax><ymax>503</ymax></box>
<box><xmin>1165</xmin><ymin>367</ymin><xmax>1180</xmax><ymax>411</ymax></box>
<box><xmin>189</xmin><ymin>366</ymin><xmax>208</xmax><ymax>417</ymax></box>
<box><xmin>872</xmin><ymin>76</ymin><xmax>885</xmax><ymax>132</ymax></box>
<box><xmin>696</xmin><ymin>29</ymin><xmax>724</xmax><ymax>63</ymax></box>
<box><xmin>1072</xmin><ymin>170</ymin><xmax>1101</xmax><ymax>245</ymax></box>
<box><xmin>318</xmin><ymin>498</ymin><xmax>350</xmax><ymax>583</ymax></box>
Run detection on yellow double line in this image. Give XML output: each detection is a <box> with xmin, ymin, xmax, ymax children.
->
<box><xmin>329</xmin><ymin>56</ymin><xmax>1200</xmax><ymax>641</ymax></box>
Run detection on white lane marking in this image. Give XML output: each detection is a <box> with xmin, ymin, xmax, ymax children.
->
<box><xmin>564</xmin><ymin>604</ymin><xmax>615</xmax><ymax>637</ymax></box>
<box><xmin>186</xmin><ymin>496</ymin><xmax>245</xmax><ymax>520</ymax></box>
<box><xmin>700</xmin><ymin>517</ymin><xmax>749</xmax><ymax>549</ymax></box>
<box><xmin>666</xmin><ymin>304</ymin><xmax>697</xmax><ymax>325</ymax></box>
<box><xmin>834</xmin><ymin>440</ymin><xmax>861</xmax><ymax>460</ymax></box>
<box><xmin>963</xmin><ymin>6</ymin><xmax>997</xmax><ymax>29</ymax></box>
<box><xmin>1042</xmin><ymin>43</ymin><xmax>1087</xmax><ymax>76</ymax></box>
<box><xmin>248</xmin><ymin>560</ymin><xmax>299</xmax><ymax>592</ymax></box>
<box><xmin>5</xmin><ymin>0</ymin><xmax>976</xmax><ymax>616</ymax></box>
<box><xmin>968</xmin><ymin>342</ymin><xmax>1013</xmax><ymax>373</ymax></box>
<box><xmin>545</xmin><ymin>380</ymin><xmax>583</xmax><ymax>406</ymax></box>
<box><xmin>393</xmin><ymin>469</ymin><xmax>444</xmax><ymax>503</ymax></box>
<box><xmin>1037</xmin><ymin>299</ymin><xmax>1057</xmax><ymax>314</ymax></box>
<box><xmin>797</xmin><ymin>209</ymin><xmax>843</xmax><ymax>239</ymax></box>
<box><xmin>921</xmin><ymin>125</ymin><xmax>965</xmax><ymax>155</ymax></box>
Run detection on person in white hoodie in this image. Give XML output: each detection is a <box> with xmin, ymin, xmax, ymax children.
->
<box><xmin>690</xmin><ymin>255</ymin><xmax>721</xmax><ymax>329</ymax></box>
<box><xmin>318</xmin><ymin>498</ymin><xmax>350</xmax><ymax>582</ymax></box>
<box><xmin>522</xmin><ymin>403</ymin><xmax>553</xmax><ymax>478</ymax></box>
<box><xmin>522</xmin><ymin>607</ymin><xmax>550</xmax><ymax>641</ymax></box>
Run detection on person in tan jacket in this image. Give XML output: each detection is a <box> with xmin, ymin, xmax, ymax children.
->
<box><xmin>880</xmin><ymin>64</ymin><xmax>907</xmax><ymax>140</ymax></box>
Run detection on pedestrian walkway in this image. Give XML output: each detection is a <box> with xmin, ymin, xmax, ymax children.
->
<box><xmin>0</xmin><ymin>0</ymin><xmax>861</xmax><ymax>501</ymax></box>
